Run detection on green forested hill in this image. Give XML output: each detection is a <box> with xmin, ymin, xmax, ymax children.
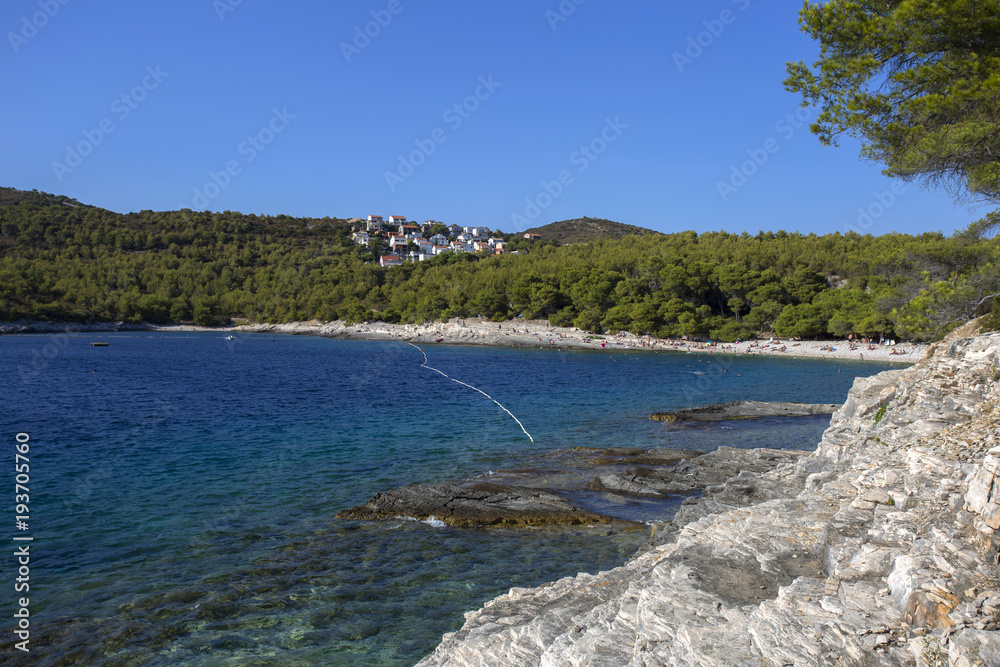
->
<box><xmin>523</xmin><ymin>217</ymin><xmax>661</xmax><ymax>244</ymax></box>
<box><xmin>1</xmin><ymin>189</ymin><xmax>998</xmax><ymax>341</ymax></box>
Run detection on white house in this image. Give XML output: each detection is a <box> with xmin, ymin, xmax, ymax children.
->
<box><xmin>429</xmin><ymin>233</ymin><xmax>448</xmax><ymax>246</ymax></box>
<box><xmin>447</xmin><ymin>224</ymin><xmax>463</xmax><ymax>236</ymax></box>
<box><xmin>456</xmin><ymin>232</ymin><xmax>474</xmax><ymax>243</ymax></box>
<box><xmin>379</xmin><ymin>254</ymin><xmax>402</xmax><ymax>267</ymax></box>
<box><xmin>388</xmin><ymin>215</ymin><xmax>408</xmax><ymax>225</ymax></box>
<box><xmin>415</xmin><ymin>240</ymin><xmax>432</xmax><ymax>255</ymax></box>
<box><xmin>464</xmin><ymin>226</ymin><xmax>491</xmax><ymax>238</ymax></box>
<box><xmin>366</xmin><ymin>215</ymin><xmax>385</xmax><ymax>232</ymax></box>
<box><xmin>431</xmin><ymin>244</ymin><xmax>450</xmax><ymax>256</ymax></box>
<box><xmin>389</xmin><ymin>237</ymin><xmax>411</xmax><ymax>254</ymax></box>
<box><xmin>352</xmin><ymin>231</ymin><xmax>370</xmax><ymax>246</ymax></box>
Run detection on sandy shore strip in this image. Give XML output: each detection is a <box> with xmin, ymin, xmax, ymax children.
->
<box><xmin>231</xmin><ymin>318</ymin><xmax>928</xmax><ymax>363</ymax></box>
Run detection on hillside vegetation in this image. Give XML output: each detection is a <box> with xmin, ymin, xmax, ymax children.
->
<box><xmin>523</xmin><ymin>217</ymin><xmax>661</xmax><ymax>245</ymax></box>
<box><xmin>1</xmin><ymin>189</ymin><xmax>998</xmax><ymax>342</ymax></box>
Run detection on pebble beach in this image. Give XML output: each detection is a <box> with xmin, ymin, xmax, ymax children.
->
<box><xmin>231</xmin><ymin>318</ymin><xmax>928</xmax><ymax>363</ymax></box>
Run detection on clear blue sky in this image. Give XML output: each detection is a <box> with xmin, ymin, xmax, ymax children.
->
<box><xmin>1</xmin><ymin>0</ymin><xmax>982</xmax><ymax>236</ymax></box>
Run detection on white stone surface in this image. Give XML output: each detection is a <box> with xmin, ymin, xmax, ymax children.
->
<box><xmin>417</xmin><ymin>331</ymin><xmax>1000</xmax><ymax>666</ymax></box>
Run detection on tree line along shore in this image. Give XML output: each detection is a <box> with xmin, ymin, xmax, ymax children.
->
<box><xmin>1</xmin><ymin>187</ymin><xmax>998</xmax><ymax>344</ymax></box>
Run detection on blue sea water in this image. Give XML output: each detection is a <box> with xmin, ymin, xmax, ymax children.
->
<box><xmin>1</xmin><ymin>333</ymin><xmax>900</xmax><ymax>665</ymax></box>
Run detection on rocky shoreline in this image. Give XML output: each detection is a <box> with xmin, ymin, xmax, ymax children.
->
<box><xmin>0</xmin><ymin>317</ymin><xmax>927</xmax><ymax>363</ymax></box>
<box><xmin>414</xmin><ymin>324</ymin><xmax>1000</xmax><ymax>666</ymax></box>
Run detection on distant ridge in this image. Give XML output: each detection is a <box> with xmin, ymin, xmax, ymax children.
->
<box><xmin>0</xmin><ymin>187</ymin><xmax>84</xmax><ymax>208</ymax></box>
<box><xmin>523</xmin><ymin>217</ymin><xmax>661</xmax><ymax>244</ymax></box>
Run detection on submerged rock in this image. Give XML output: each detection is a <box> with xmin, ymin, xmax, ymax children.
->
<box><xmin>650</xmin><ymin>400</ymin><xmax>839</xmax><ymax>422</ymax></box>
<box><xmin>335</xmin><ymin>482</ymin><xmax>615</xmax><ymax>527</ymax></box>
<box><xmin>338</xmin><ymin>446</ymin><xmax>807</xmax><ymax>529</ymax></box>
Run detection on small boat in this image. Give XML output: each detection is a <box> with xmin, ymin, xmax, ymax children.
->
<box><xmin>435</xmin><ymin>338</ymin><xmax>444</xmax><ymax>343</ymax></box>
<box><xmin>224</xmin><ymin>335</ymin><xmax>236</xmax><ymax>341</ymax></box>
<box><xmin>90</xmin><ymin>342</ymin><xmax>109</xmax><ymax>347</ymax></box>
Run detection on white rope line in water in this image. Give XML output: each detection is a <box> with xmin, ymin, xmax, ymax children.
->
<box><xmin>406</xmin><ymin>342</ymin><xmax>534</xmax><ymax>443</ymax></box>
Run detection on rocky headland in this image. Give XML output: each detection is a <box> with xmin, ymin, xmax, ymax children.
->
<box><xmin>416</xmin><ymin>325</ymin><xmax>1000</xmax><ymax>666</ymax></box>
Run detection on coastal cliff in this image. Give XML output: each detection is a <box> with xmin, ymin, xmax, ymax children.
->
<box><xmin>417</xmin><ymin>326</ymin><xmax>1000</xmax><ymax>666</ymax></box>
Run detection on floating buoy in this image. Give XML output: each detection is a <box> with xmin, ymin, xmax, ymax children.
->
<box><xmin>90</xmin><ymin>342</ymin><xmax>109</xmax><ymax>347</ymax></box>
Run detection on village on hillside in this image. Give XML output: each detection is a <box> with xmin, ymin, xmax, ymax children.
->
<box><xmin>351</xmin><ymin>215</ymin><xmax>543</xmax><ymax>267</ymax></box>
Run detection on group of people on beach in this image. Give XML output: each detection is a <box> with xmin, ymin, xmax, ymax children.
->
<box><xmin>331</xmin><ymin>318</ymin><xmax>920</xmax><ymax>361</ymax></box>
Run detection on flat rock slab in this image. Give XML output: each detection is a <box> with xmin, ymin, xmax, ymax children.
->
<box><xmin>339</xmin><ymin>447</ymin><xmax>809</xmax><ymax>527</ymax></box>
<box><xmin>335</xmin><ymin>482</ymin><xmax>615</xmax><ymax>527</ymax></box>
<box><xmin>589</xmin><ymin>446</ymin><xmax>809</xmax><ymax>498</ymax></box>
<box><xmin>589</xmin><ymin>447</ymin><xmax>703</xmax><ymax>466</ymax></box>
<box><xmin>650</xmin><ymin>400</ymin><xmax>839</xmax><ymax>422</ymax></box>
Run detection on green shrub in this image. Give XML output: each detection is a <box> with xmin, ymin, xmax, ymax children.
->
<box><xmin>709</xmin><ymin>320</ymin><xmax>756</xmax><ymax>342</ymax></box>
<box><xmin>873</xmin><ymin>404</ymin><xmax>887</xmax><ymax>424</ymax></box>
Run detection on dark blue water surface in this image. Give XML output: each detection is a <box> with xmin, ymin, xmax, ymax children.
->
<box><xmin>0</xmin><ymin>333</ymin><xmax>899</xmax><ymax>665</ymax></box>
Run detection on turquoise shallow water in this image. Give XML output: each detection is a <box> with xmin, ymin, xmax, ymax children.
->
<box><xmin>1</xmin><ymin>333</ymin><xmax>899</xmax><ymax>665</ymax></box>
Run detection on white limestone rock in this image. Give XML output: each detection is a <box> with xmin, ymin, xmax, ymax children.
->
<box><xmin>417</xmin><ymin>331</ymin><xmax>1000</xmax><ymax>667</ymax></box>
